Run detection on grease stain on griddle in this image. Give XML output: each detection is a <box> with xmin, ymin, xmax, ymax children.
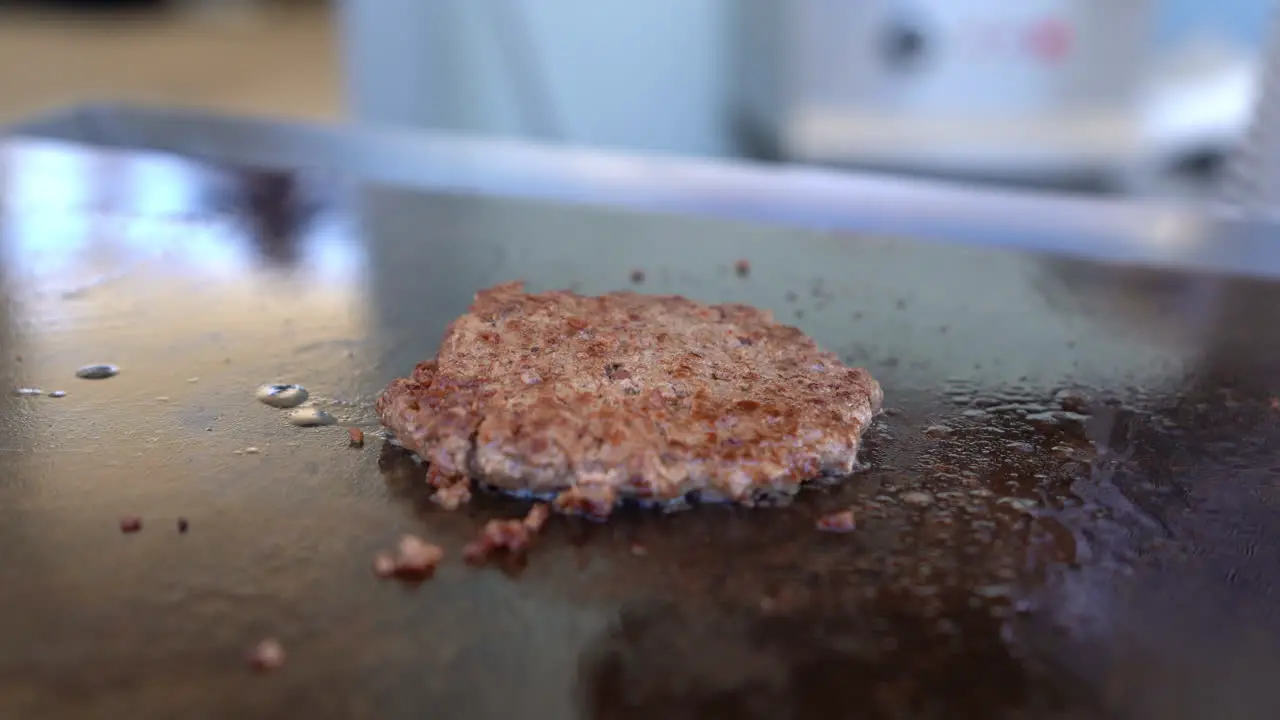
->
<box><xmin>256</xmin><ymin>383</ymin><xmax>310</xmax><ymax>408</ymax></box>
<box><xmin>287</xmin><ymin>407</ymin><xmax>336</xmax><ymax>427</ymax></box>
<box><xmin>75</xmin><ymin>364</ymin><xmax>119</xmax><ymax>380</ymax></box>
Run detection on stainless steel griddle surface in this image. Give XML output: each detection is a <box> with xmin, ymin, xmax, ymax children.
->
<box><xmin>2</xmin><ymin>114</ymin><xmax>1280</xmax><ymax>720</ymax></box>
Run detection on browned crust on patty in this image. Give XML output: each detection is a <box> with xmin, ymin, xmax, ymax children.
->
<box><xmin>376</xmin><ymin>282</ymin><xmax>882</xmax><ymax>511</ymax></box>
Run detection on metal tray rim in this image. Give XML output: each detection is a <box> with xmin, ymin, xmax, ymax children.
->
<box><xmin>6</xmin><ymin>102</ymin><xmax>1278</xmax><ymax>279</ymax></box>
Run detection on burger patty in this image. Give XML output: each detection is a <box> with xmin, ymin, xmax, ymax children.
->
<box><xmin>376</xmin><ymin>282</ymin><xmax>882</xmax><ymax>514</ymax></box>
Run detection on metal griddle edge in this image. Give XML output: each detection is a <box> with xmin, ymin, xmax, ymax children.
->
<box><xmin>1</xmin><ymin>104</ymin><xmax>1279</xmax><ymax>720</ymax></box>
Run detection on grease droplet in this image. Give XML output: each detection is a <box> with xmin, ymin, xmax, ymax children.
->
<box><xmin>76</xmin><ymin>364</ymin><xmax>119</xmax><ymax>380</ymax></box>
<box><xmin>287</xmin><ymin>407</ymin><xmax>336</xmax><ymax>427</ymax></box>
<box><xmin>256</xmin><ymin>383</ymin><xmax>310</xmax><ymax>409</ymax></box>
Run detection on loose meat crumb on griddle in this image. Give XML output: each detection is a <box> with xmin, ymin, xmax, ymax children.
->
<box><xmin>392</xmin><ymin>535</ymin><xmax>445</xmax><ymax>578</ymax></box>
<box><xmin>177</xmin><ymin>517</ymin><xmax>189</xmax><ymax>534</ymax></box>
<box><xmin>347</xmin><ymin>427</ymin><xmax>365</xmax><ymax>447</ymax></box>
<box><xmin>432</xmin><ymin>481</ymin><xmax>473</xmax><ymax>511</ymax></box>
<box><xmin>816</xmin><ymin>509</ymin><xmax>856</xmax><ymax>533</ymax></box>
<box><xmin>375</xmin><ymin>281</ymin><xmax>883</xmax><ymax>516</ymax></box>
<box><xmin>249</xmin><ymin>639</ymin><xmax>286</xmax><ymax>672</ymax></box>
<box><xmin>629</xmin><ymin>269</ymin><xmax>645</xmax><ymax>284</ymax></box>
<box><xmin>466</xmin><ymin>503</ymin><xmax>552</xmax><ymax>565</ymax></box>
<box><xmin>426</xmin><ymin>466</ymin><xmax>473</xmax><ymax>510</ymax></box>
<box><xmin>553</xmin><ymin>485</ymin><xmax>616</xmax><ymax>520</ymax></box>
<box><xmin>734</xmin><ymin>259</ymin><xmax>751</xmax><ymax>277</ymax></box>
<box><xmin>523</xmin><ymin>503</ymin><xmax>551</xmax><ymax>532</ymax></box>
<box><xmin>119</xmin><ymin>517</ymin><xmax>142</xmax><ymax>533</ymax></box>
<box><xmin>484</xmin><ymin>519</ymin><xmax>533</xmax><ymax>552</ymax></box>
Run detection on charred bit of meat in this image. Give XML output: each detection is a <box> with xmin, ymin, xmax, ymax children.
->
<box><xmin>432</xmin><ymin>482</ymin><xmax>473</xmax><ymax>511</ymax></box>
<box><xmin>523</xmin><ymin>503</ymin><xmax>551</xmax><ymax>532</ymax></box>
<box><xmin>552</xmin><ymin>486</ymin><xmax>616</xmax><ymax>520</ymax></box>
<box><xmin>466</xmin><ymin>504</ymin><xmax>551</xmax><ymax>565</ymax></box>
<box><xmin>347</xmin><ymin>427</ymin><xmax>365</xmax><ymax>447</ymax></box>
<box><xmin>373</xmin><ymin>535</ymin><xmax>445</xmax><ymax>580</ymax></box>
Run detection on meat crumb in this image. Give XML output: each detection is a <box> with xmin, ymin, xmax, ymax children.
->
<box><xmin>249</xmin><ymin>638</ymin><xmax>286</xmax><ymax>672</ymax></box>
<box><xmin>816</xmin><ymin>509</ymin><xmax>856</xmax><ymax>533</ymax></box>
<box><xmin>392</xmin><ymin>535</ymin><xmax>444</xmax><ymax>578</ymax></box>
<box><xmin>629</xmin><ymin>269</ymin><xmax>645</xmax><ymax>284</ymax></box>
<box><xmin>734</xmin><ymin>259</ymin><xmax>751</xmax><ymax>278</ymax></box>
<box><xmin>523</xmin><ymin>503</ymin><xmax>550</xmax><ymax>532</ymax></box>
<box><xmin>425</xmin><ymin>466</ymin><xmax>462</xmax><ymax>489</ymax></box>
<box><xmin>466</xmin><ymin>504</ymin><xmax>552</xmax><ymax>565</ymax></box>
<box><xmin>119</xmin><ymin>517</ymin><xmax>143</xmax><ymax>533</ymax></box>
<box><xmin>372</xmin><ymin>553</ymin><xmax>396</xmax><ymax>578</ymax></box>
<box><xmin>432</xmin><ymin>482</ymin><xmax>472</xmax><ymax>511</ymax></box>
<box><xmin>177</xmin><ymin>517</ymin><xmax>189</xmax><ymax>534</ymax></box>
<box><xmin>483</xmin><ymin>519</ymin><xmax>533</xmax><ymax>553</ymax></box>
<box><xmin>552</xmin><ymin>485</ymin><xmax>616</xmax><ymax>520</ymax></box>
<box><xmin>347</xmin><ymin>427</ymin><xmax>365</xmax><ymax>447</ymax></box>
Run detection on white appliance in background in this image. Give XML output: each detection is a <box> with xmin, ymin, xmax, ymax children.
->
<box><xmin>337</xmin><ymin>0</ymin><xmax>1260</xmax><ymax>197</ymax></box>
<box><xmin>337</xmin><ymin>0</ymin><xmax>736</xmax><ymax>157</ymax></box>
<box><xmin>735</xmin><ymin>0</ymin><xmax>1258</xmax><ymax>194</ymax></box>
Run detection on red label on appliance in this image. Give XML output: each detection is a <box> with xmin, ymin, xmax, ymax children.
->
<box><xmin>1025</xmin><ymin>18</ymin><xmax>1073</xmax><ymax>63</ymax></box>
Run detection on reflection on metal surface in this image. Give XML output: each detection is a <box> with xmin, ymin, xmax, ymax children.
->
<box><xmin>0</xmin><ymin>140</ymin><xmax>348</xmax><ymax>282</ymax></box>
<box><xmin>239</xmin><ymin>169</ymin><xmax>309</xmax><ymax>267</ymax></box>
<box><xmin>578</xmin><ymin>602</ymin><xmax>1086</xmax><ymax>720</ymax></box>
<box><xmin>1</xmin><ymin>134</ymin><xmax>1279</xmax><ymax>717</ymax></box>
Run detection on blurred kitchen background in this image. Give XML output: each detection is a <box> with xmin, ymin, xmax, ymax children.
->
<box><xmin>0</xmin><ymin>0</ymin><xmax>1273</xmax><ymax>199</ymax></box>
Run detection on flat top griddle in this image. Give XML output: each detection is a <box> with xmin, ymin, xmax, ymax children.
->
<box><xmin>3</xmin><ymin>107</ymin><xmax>1280</xmax><ymax>720</ymax></box>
